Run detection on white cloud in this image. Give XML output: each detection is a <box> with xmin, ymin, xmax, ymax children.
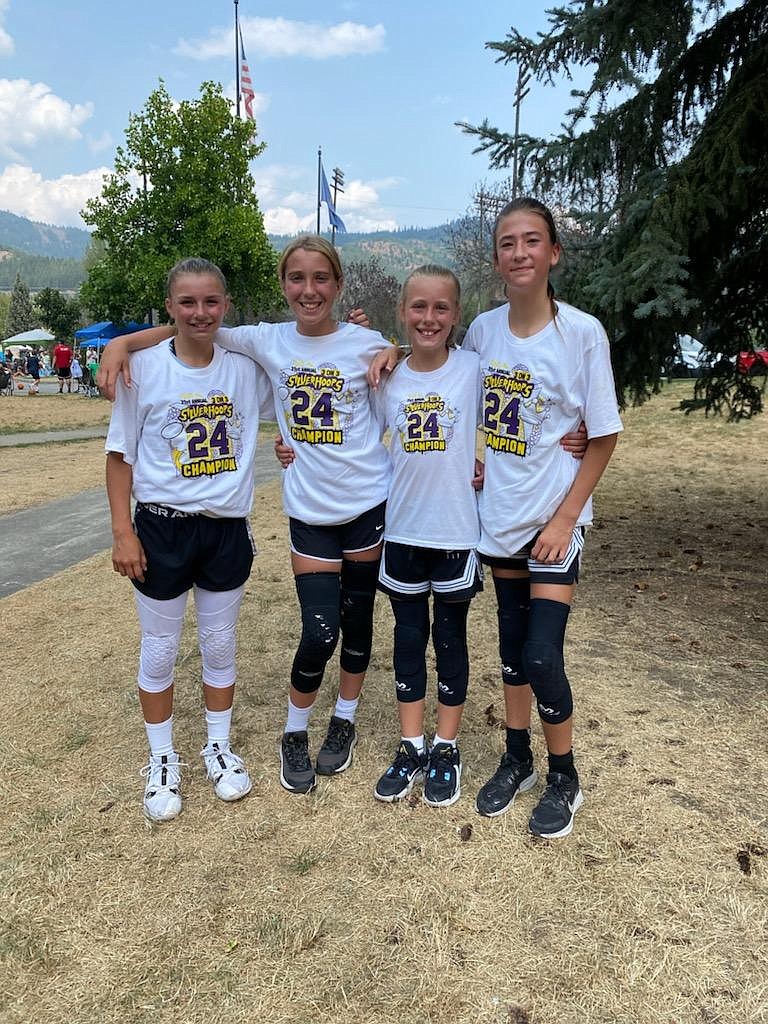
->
<box><xmin>0</xmin><ymin>164</ymin><xmax>110</xmax><ymax>227</ymax></box>
<box><xmin>176</xmin><ymin>17</ymin><xmax>385</xmax><ymax>61</ymax></box>
<box><xmin>0</xmin><ymin>79</ymin><xmax>93</xmax><ymax>159</ymax></box>
<box><xmin>257</xmin><ymin>168</ymin><xmax>398</xmax><ymax>235</ymax></box>
<box><xmin>0</xmin><ymin>0</ymin><xmax>14</xmax><ymax>57</ymax></box>
<box><xmin>87</xmin><ymin>130</ymin><xmax>114</xmax><ymax>155</ymax></box>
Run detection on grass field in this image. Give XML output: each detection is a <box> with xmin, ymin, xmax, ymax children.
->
<box><xmin>1</xmin><ymin>381</ymin><xmax>766</xmax><ymax>1024</ymax></box>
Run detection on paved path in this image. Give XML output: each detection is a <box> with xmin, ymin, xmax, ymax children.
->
<box><xmin>0</xmin><ymin>435</ymin><xmax>282</xmax><ymax>598</ymax></box>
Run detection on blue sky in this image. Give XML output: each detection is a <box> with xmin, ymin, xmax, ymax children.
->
<box><xmin>0</xmin><ymin>1</ymin><xmax>578</xmax><ymax>233</ymax></box>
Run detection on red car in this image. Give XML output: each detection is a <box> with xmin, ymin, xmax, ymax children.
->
<box><xmin>736</xmin><ymin>350</ymin><xmax>768</xmax><ymax>374</ymax></box>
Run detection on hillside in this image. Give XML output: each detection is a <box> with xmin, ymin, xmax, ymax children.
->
<box><xmin>0</xmin><ymin>209</ymin><xmax>90</xmax><ymax>259</ymax></box>
<box><xmin>0</xmin><ymin>210</ymin><xmax>458</xmax><ymax>291</ymax></box>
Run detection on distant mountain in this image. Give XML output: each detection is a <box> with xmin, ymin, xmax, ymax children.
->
<box><xmin>0</xmin><ymin>210</ymin><xmax>91</xmax><ymax>259</ymax></box>
<box><xmin>0</xmin><ymin>210</ymin><xmax>458</xmax><ymax>290</ymax></box>
<box><xmin>269</xmin><ymin>226</ymin><xmax>457</xmax><ymax>281</ymax></box>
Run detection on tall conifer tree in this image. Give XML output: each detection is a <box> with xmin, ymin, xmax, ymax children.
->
<box><xmin>459</xmin><ymin>0</ymin><xmax>768</xmax><ymax>417</ymax></box>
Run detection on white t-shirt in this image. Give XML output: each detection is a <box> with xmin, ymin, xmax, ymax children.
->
<box><xmin>106</xmin><ymin>340</ymin><xmax>273</xmax><ymax>518</ymax></box>
<box><xmin>462</xmin><ymin>301</ymin><xmax>623</xmax><ymax>556</ymax></box>
<box><xmin>375</xmin><ymin>347</ymin><xmax>481</xmax><ymax>549</ymax></box>
<box><xmin>215</xmin><ymin>322</ymin><xmax>391</xmax><ymax>525</ymax></box>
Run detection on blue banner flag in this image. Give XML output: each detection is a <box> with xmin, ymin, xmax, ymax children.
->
<box><xmin>320</xmin><ymin>161</ymin><xmax>346</xmax><ymax>232</ymax></box>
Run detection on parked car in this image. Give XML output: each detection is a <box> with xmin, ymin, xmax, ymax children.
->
<box><xmin>666</xmin><ymin>335</ymin><xmax>705</xmax><ymax>378</ymax></box>
<box><xmin>736</xmin><ymin>350</ymin><xmax>768</xmax><ymax>375</ymax></box>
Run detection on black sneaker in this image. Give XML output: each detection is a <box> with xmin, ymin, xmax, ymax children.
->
<box><xmin>373</xmin><ymin>740</ymin><xmax>426</xmax><ymax>802</ymax></box>
<box><xmin>316</xmin><ymin>715</ymin><xmax>357</xmax><ymax>775</ymax></box>
<box><xmin>475</xmin><ymin>752</ymin><xmax>537</xmax><ymax>817</ymax></box>
<box><xmin>528</xmin><ymin>771</ymin><xmax>583</xmax><ymax>838</ymax></box>
<box><xmin>423</xmin><ymin>742</ymin><xmax>462</xmax><ymax>808</ymax></box>
<box><xmin>279</xmin><ymin>730</ymin><xmax>316</xmax><ymax>794</ymax></box>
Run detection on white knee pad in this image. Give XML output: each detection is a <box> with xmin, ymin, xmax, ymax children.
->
<box><xmin>195</xmin><ymin>586</ymin><xmax>244</xmax><ymax>688</ymax></box>
<box><xmin>135</xmin><ymin>591</ymin><xmax>187</xmax><ymax>694</ymax></box>
<box><xmin>138</xmin><ymin>633</ymin><xmax>180</xmax><ymax>693</ymax></box>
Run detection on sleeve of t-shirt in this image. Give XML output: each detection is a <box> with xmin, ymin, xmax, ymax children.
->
<box><xmin>255</xmin><ymin>367</ymin><xmax>275</xmax><ymax>421</ymax></box>
<box><xmin>581</xmin><ymin>328</ymin><xmax>624</xmax><ymax>439</ymax></box>
<box><xmin>214</xmin><ymin>324</ymin><xmax>271</xmax><ymax>366</ymax></box>
<box><xmin>105</xmin><ymin>361</ymin><xmax>140</xmax><ymax>464</ymax></box>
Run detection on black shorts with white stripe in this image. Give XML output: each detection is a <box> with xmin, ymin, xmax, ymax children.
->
<box><xmin>480</xmin><ymin>526</ymin><xmax>584</xmax><ymax>585</ymax></box>
<box><xmin>378</xmin><ymin>541</ymin><xmax>483</xmax><ymax>602</ymax></box>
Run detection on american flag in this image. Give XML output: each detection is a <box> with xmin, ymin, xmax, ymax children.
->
<box><xmin>239</xmin><ymin>27</ymin><xmax>255</xmax><ymax>121</ymax></box>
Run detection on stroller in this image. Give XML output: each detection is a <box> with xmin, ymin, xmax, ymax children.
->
<box><xmin>79</xmin><ymin>366</ymin><xmax>100</xmax><ymax>398</ymax></box>
<box><xmin>0</xmin><ymin>365</ymin><xmax>13</xmax><ymax>397</ymax></box>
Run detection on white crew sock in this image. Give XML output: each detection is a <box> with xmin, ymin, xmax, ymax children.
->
<box><xmin>285</xmin><ymin>697</ymin><xmax>314</xmax><ymax>734</ymax></box>
<box><xmin>205</xmin><ymin>706</ymin><xmax>232</xmax><ymax>747</ymax></box>
<box><xmin>433</xmin><ymin>733</ymin><xmax>457</xmax><ymax>749</ymax></box>
<box><xmin>334</xmin><ymin>695</ymin><xmax>359</xmax><ymax>723</ymax></box>
<box><xmin>402</xmin><ymin>734</ymin><xmax>426</xmax><ymax>754</ymax></box>
<box><xmin>144</xmin><ymin>716</ymin><xmax>174</xmax><ymax>757</ymax></box>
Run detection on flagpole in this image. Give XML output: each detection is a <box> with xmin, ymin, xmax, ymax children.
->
<box><xmin>317</xmin><ymin>148</ymin><xmax>322</xmax><ymax>234</ymax></box>
<box><xmin>234</xmin><ymin>0</ymin><xmax>241</xmax><ymax>119</ymax></box>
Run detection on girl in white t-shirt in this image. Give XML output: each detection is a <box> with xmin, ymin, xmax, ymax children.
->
<box><xmin>462</xmin><ymin>197</ymin><xmax>622</xmax><ymax>838</ymax></box>
<box><xmin>371</xmin><ymin>265</ymin><xmax>482</xmax><ymax>807</ymax></box>
<box><xmin>106</xmin><ymin>258</ymin><xmax>273</xmax><ymax>822</ymax></box>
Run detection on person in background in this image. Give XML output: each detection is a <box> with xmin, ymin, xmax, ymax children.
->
<box><xmin>53</xmin><ymin>339</ymin><xmax>74</xmax><ymax>393</ymax></box>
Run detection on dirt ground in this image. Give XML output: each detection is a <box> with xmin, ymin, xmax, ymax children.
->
<box><xmin>0</xmin><ymin>390</ymin><xmax>111</xmax><ymax>436</ymax></box>
<box><xmin>1</xmin><ymin>381</ymin><xmax>766</xmax><ymax>1024</ymax></box>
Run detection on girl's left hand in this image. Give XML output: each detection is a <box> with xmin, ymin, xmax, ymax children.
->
<box><xmin>274</xmin><ymin>435</ymin><xmax>295</xmax><ymax>468</ymax></box>
<box><xmin>560</xmin><ymin>420</ymin><xmax>588</xmax><ymax>459</ymax></box>
<box><xmin>472</xmin><ymin>459</ymin><xmax>485</xmax><ymax>491</ymax></box>
<box><xmin>346</xmin><ymin>308</ymin><xmax>370</xmax><ymax>329</ymax></box>
<box><xmin>531</xmin><ymin>519</ymin><xmax>574</xmax><ymax>564</ymax></box>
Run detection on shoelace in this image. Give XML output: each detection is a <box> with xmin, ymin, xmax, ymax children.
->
<box><xmin>139</xmin><ymin>757</ymin><xmax>186</xmax><ymax>788</ymax></box>
<box><xmin>283</xmin><ymin>735</ymin><xmax>311</xmax><ymax>770</ymax></box>
<box><xmin>538</xmin><ymin>776</ymin><xmax>574</xmax><ymax>812</ymax></box>
<box><xmin>390</xmin><ymin>744</ymin><xmax>419</xmax><ymax>776</ymax></box>
<box><xmin>202</xmin><ymin>745</ymin><xmax>246</xmax><ymax>777</ymax></box>
<box><xmin>324</xmin><ymin>719</ymin><xmax>351</xmax><ymax>752</ymax></box>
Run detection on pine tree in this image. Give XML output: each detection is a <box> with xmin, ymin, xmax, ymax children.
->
<box><xmin>458</xmin><ymin>0</ymin><xmax>768</xmax><ymax>418</ymax></box>
<box><xmin>6</xmin><ymin>272</ymin><xmax>38</xmax><ymax>337</ymax></box>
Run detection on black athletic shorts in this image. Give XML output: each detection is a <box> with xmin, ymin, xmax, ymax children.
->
<box><xmin>132</xmin><ymin>503</ymin><xmax>255</xmax><ymax>600</ymax></box>
<box><xmin>57</xmin><ymin>366</ymin><xmax>72</xmax><ymax>379</ymax></box>
<box><xmin>378</xmin><ymin>541</ymin><xmax>483</xmax><ymax>602</ymax></box>
<box><xmin>289</xmin><ymin>501</ymin><xmax>386</xmax><ymax>562</ymax></box>
<box><xmin>480</xmin><ymin>527</ymin><xmax>584</xmax><ymax>585</ymax></box>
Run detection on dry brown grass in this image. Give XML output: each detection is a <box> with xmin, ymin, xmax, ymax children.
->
<box><xmin>1</xmin><ymin>381</ymin><xmax>767</xmax><ymax>1024</ymax></box>
<box><xmin>0</xmin><ymin>438</ymin><xmax>107</xmax><ymax>515</ymax></box>
<box><xmin>0</xmin><ymin>391</ymin><xmax>111</xmax><ymax>435</ymax></box>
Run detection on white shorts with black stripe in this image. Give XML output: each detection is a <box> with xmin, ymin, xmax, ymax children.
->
<box><xmin>378</xmin><ymin>541</ymin><xmax>483</xmax><ymax>601</ymax></box>
<box><xmin>480</xmin><ymin>527</ymin><xmax>584</xmax><ymax>584</ymax></box>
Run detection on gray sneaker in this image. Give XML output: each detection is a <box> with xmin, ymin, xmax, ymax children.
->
<box><xmin>316</xmin><ymin>715</ymin><xmax>357</xmax><ymax>775</ymax></box>
<box><xmin>279</xmin><ymin>730</ymin><xmax>316</xmax><ymax>794</ymax></box>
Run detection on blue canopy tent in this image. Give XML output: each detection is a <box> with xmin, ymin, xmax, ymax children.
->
<box><xmin>75</xmin><ymin>321</ymin><xmax>152</xmax><ymax>349</ymax></box>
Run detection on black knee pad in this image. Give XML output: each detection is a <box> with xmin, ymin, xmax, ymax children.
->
<box><xmin>432</xmin><ymin>598</ymin><xmax>470</xmax><ymax>708</ymax></box>
<box><xmin>522</xmin><ymin>598</ymin><xmax>573</xmax><ymax>725</ymax></box>
<box><xmin>493</xmin><ymin>576</ymin><xmax>530</xmax><ymax>687</ymax></box>
<box><xmin>392</xmin><ymin>597</ymin><xmax>429</xmax><ymax>703</ymax></box>
<box><xmin>339</xmin><ymin>559</ymin><xmax>379</xmax><ymax>674</ymax></box>
<box><xmin>290</xmin><ymin>572</ymin><xmax>340</xmax><ymax>694</ymax></box>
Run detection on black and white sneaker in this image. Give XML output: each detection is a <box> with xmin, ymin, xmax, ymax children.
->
<box><xmin>141</xmin><ymin>752</ymin><xmax>183</xmax><ymax>822</ymax></box>
<box><xmin>528</xmin><ymin>771</ymin><xmax>583</xmax><ymax>838</ymax></box>
<box><xmin>373</xmin><ymin>740</ymin><xmax>426</xmax><ymax>802</ymax></box>
<box><xmin>475</xmin><ymin>753</ymin><xmax>537</xmax><ymax>817</ymax></box>
<box><xmin>316</xmin><ymin>715</ymin><xmax>357</xmax><ymax>775</ymax></box>
<box><xmin>423</xmin><ymin>742</ymin><xmax>462</xmax><ymax>808</ymax></box>
<box><xmin>279</xmin><ymin>730</ymin><xmax>316</xmax><ymax>794</ymax></box>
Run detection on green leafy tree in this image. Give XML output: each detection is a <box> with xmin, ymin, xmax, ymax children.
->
<box><xmin>6</xmin><ymin>272</ymin><xmax>38</xmax><ymax>336</ymax></box>
<box><xmin>459</xmin><ymin>0</ymin><xmax>768</xmax><ymax>418</ymax></box>
<box><xmin>81</xmin><ymin>80</ymin><xmax>280</xmax><ymax>325</ymax></box>
<box><xmin>36</xmin><ymin>287</ymin><xmax>81</xmax><ymax>339</ymax></box>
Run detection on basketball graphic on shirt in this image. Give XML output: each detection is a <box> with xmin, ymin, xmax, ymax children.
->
<box><xmin>482</xmin><ymin>362</ymin><xmax>552</xmax><ymax>457</ymax></box>
<box><xmin>395</xmin><ymin>391</ymin><xmax>459</xmax><ymax>453</ymax></box>
<box><xmin>162</xmin><ymin>390</ymin><xmax>245</xmax><ymax>477</ymax></box>
<box><xmin>280</xmin><ymin>361</ymin><xmax>357</xmax><ymax>446</ymax></box>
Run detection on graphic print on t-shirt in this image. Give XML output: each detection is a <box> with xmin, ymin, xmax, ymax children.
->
<box><xmin>482</xmin><ymin>362</ymin><xmax>552</xmax><ymax>457</ymax></box>
<box><xmin>394</xmin><ymin>391</ymin><xmax>459</xmax><ymax>454</ymax></box>
<box><xmin>160</xmin><ymin>390</ymin><xmax>244</xmax><ymax>478</ymax></box>
<box><xmin>279</xmin><ymin>362</ymin><xmax>356</xmax><ymax>446</ymax></box>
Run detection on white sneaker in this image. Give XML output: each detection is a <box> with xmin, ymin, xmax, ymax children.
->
<box><xmin>140</xmin><ymin>752</ymin><xmax>183</xmax><ymax>822</ymax></box>
<box><xmin>201</xmin><ymin>742</ymin><xmax>252</xmax><ymax>802</ymax></box>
